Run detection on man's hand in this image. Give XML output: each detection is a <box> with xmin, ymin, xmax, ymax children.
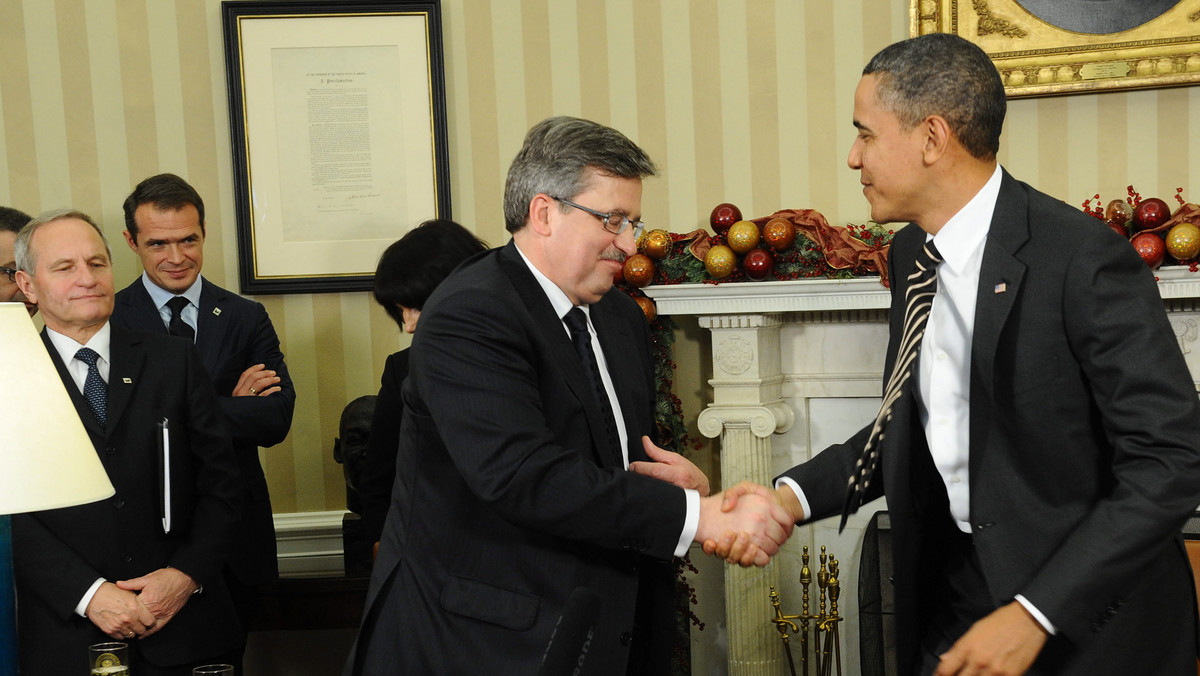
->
<box><xmin>232</xmin><ymin>363</ymin><xmax>281</xmax><ymax>397</ymax></box>
<box><xmin>695</xmin><ymin>487</ymin><xmax>795</xmax><ymax>567</ymax></box>
<box><xmin>628</xmin><ymin>436</ymin><xmax>711</xmax><ymax>496</ymax></box>
<box><xmin>114</xmin><ymin>567</ymin><xmax>198</xmax><ymax>637</ymax></box>
<box><xmin>85</xmin><ymin>582</ymin><xmax>156</xmax><ymax>640</ymax></box>
<box><xmin>933</xmin><ymin>601</ymin><xmax>1048</xmax><ymax>676</ymax></box>
<box><xmin>702</xmin><ymin>482</ymin><xmax>804</xmax><ymax>565</ymax></box>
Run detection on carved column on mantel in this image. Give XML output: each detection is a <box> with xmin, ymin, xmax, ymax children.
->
<box><xmin>694</xmin><ymin>313</ymin><xmax>793</xmax><ymax>676</ymax></box>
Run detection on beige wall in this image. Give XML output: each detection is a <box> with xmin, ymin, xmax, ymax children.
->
<box><xmin>3</xmin><ymin>0</ymin><xmax>1197</xmax><ymax>514</ymax></box>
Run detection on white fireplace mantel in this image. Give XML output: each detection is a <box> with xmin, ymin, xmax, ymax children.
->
<box><xmin>644</xmin><ymin>269</ymin><xmax>1200</xmax><ymax>676</ymax></box>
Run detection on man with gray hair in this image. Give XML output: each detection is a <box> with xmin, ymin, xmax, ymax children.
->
<box><xmin>12</xmin><ymin>209</ymin><xmax>243</xmax><ymax>675</ymax></box>
<box><xmin>712</xmin><ymin>33</ymin><xmax>1200</xmax><ymax>675</ymax></box>
<box><xmin>345</xmin><ymin>116</ymin><xmax>795</xmax><ymax>674</ymax></box>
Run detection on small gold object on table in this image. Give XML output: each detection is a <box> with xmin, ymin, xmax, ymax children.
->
<box><xmin>770</xmin><ymin>545</ymin><xmax>843</xmax><ymax>676</ymax></box>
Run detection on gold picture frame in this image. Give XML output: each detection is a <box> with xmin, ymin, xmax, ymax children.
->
<box><xmin>911</xmin><ymin>0</ymin><xmax>1200</xmax><ymax>97</ymax></box>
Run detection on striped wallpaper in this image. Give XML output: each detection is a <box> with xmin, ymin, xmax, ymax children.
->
<box><xmin>2</xmin><ymin>0</ymin><xmax>1197</xmax><ymax>513</ymax></box>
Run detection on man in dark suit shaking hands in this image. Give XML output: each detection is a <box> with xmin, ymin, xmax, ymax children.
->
<box><xmin>110</xmin><ymin>174</ymin><xmax>295</xmax><ymax>664</ymax></box>
<box><xmin>712</xmin><ymin>33</ymin><xmax>1200</xmax><ymax>675</ymax></box>
<box><xmin>12</xmin><ymin>210</ymin><xmax>242</xmax><ymax>674</ymax></box>
<box><xmin>345</xmin><ymin>116</ymin><xmax>796</xmax><ymax>675</ymax></box>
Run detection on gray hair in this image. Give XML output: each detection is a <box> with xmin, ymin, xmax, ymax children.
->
<box><xmin>15</xmin><ymin>208</ymin><xmax>111</xmax><ymax>273</ymax></box>
<box><xmin>502</xmin><ymin>116</ymin><xmax>657</xmax><ymax>233</ymax></box>
<box><xmin>863</xmin><ymin>33</ymin><xmax>1006</xmax><ymax>160</ymax></box>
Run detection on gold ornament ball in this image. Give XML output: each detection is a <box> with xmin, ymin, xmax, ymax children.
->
<box><xmin>705</xmin><ymin>244</ymin><xmax>737</xmax><ymax>279</ymax></box>
<box><xmin>635</xmin><ymin>296</ymin><xmax>657</xmax><ymax>322</ymax></box>
<box><xmin>726</xmin><ymin>220</ymin><xmax>761</xmax><ymax>254</ymax></box>
<box><xmin>641</xmin><ymin>229</ymin><xmax>673</xmax><ymax>260</ymax></box>
<box><xmin>623</xmin><ymin>253</ymin><xmax>656</xmax><ymax>287</ymax></box>
<box><xmin>1167</xmin><ymin>222</ymin><xmax>1200</xmax><ymax>261</ymax></box>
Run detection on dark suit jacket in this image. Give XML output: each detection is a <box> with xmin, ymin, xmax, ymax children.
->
<box><xmin>785</xmin><ymin>171</ymin><xmax>1200</xmax><ymax>674</ymax></box>
<box><xmin>346</xmin><ymin>242</ymin><xmax>687</xmax><ymax>675</ymax></box>
<box><xmin>112</xmin><ymin>277</ymin><xmax>294</xmax><ymax>584</ymax></box>
<box><xmin>13</xmin><ymin>326</ymin><xmax>242</xmax><ymax>674</ymax></box>
<box><xmin>360</xmin><ymin>348</ymin><xmax>409</xmax><ymax>545</ymax></box>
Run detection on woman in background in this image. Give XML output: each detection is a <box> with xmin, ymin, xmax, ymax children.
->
<box><xmin>359</xmin><ymin>220</ymin><xmax>489</xmax><ymax>547</ymax></box>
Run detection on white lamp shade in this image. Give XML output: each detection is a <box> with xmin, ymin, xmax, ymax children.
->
<box><xmin>0</xmin><ymin>303</ymin><xmax>114</xmax><ymax>514</ymax></box>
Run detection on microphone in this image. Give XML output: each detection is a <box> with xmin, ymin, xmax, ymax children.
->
<box><xmin>538</xmin><ymin>587</ymin><xmax>602</xmax><ymax>676</ymax></box>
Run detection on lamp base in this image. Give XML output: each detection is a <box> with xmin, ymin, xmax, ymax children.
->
<box><xmin>1</xmin><ymin>515</ymin><xmax>17</xmax><ymax>676</ymax></box>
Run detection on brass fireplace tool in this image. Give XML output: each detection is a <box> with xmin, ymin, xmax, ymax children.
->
<box><xmin>770</xmin><ymin>545</ymin><xmax>843</xmax><ymax>676</ymax></box>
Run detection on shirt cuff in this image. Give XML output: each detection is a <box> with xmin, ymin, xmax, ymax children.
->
<box><xmin>1014</xmin><ymin>594</ymin><xmax>1057</xmax><ymax>636</ymax></box>
<box><xmin>76</xmin><ymin>577</ymin><xmax>106</xmax><ymax>617</ymax></box>
<box><xmin>774</xmin><ymin>476</ymin><xmax>812</xmax><ymax>522</ymax></box>
<box><xmin>674</xmin><ymin>489</ymin><xmax>700</xmax><ymax>557</ymax></box>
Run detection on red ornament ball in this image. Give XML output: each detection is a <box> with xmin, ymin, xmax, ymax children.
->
<box><xmin>741</xmin><ymin>248</ymin><xmax>775</xmax><ymax>281</ymax></box>
<box><xmin>1166</xmin><ymin>222</ymin><xmax>1200</xmax><ymax>261</ymax></box>
<box><xmin>640</xmin><ymin>229</ymin><xmax>673</xmax><ymax>260</ymax></box>
<box><xmin>1132</xmin><ymin>197</ymin><xmax>1171</xmax><ymax>233</ymax></box>
<box><xmin>704</xmin><ymin>245</ymin><xmax>737</xmax><ymax>279</ymax></box>
<box><xmin>635</xmin><ymin>296</ymin><xmax>657</xmax><ymax>322</ymax></box>
<box><xmin>1131</xmin><ymin>232</ymin><xmax>1165</xmax><ymax>268</ymax></box>
<box><xmin>709</xmin><ymin>203</ymin><xmax>742</xmax><ymax>235</ymax></box>
<box><xmin>762</xmin><ymin>217</ymin><xmax>796</xmax><ymax>251</ymax></box>
<box><xmin>613</xmin><ymin>261</ymin><xmax>625</xmax><ymax>284</ymax></box>
<box><xmin>727</xmin><ymin>220</ymin><xmax>761</xmax><ymax>254</ymax></box>
<box><xmin>622</xmin><ymin>253</ymin><xmax>656</xmax><ymax>287</ymax></box>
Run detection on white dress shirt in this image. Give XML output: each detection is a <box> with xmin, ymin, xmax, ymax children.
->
<box><xmin>141</xmin><ymin>272</ymin><xmax>202</xmax><ymax>340</ymax></box>
<box><xmin>44</xmin><ymin>323</ymin><xmax>113</xmax><ymax>617</ymax></box>
<box><xmin>515</xmin><ymin>244</ymin><xmax>700</xmax><ymax>556</ymax></box>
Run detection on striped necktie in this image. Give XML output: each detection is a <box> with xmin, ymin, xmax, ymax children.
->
<box><xmin>839</xmin><ymin>240</ymin><xmax>942</xmax><ymax>532</ymax></box>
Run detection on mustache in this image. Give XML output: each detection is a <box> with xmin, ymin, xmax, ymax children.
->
<box><xmin>600</xmin><ymin>249</ymin><xmax>627</xmax><ymax>264</ymax></box>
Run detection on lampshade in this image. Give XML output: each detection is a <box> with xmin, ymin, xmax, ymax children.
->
<box><xmin>0</xmin><ymin>302</ymin><xmax>114</xmax><ymax>513</ymax></box>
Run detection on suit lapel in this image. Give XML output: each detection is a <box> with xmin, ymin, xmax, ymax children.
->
<box><xmin>591</xmin><ymin>295</ymin><xmax>640</xmax><ymax>460</ymax></box>
<box><xmin>972</xmin><ymin>171</ymin><xmax>1029</xmax><ymax>402</ymax></box>
<box><xmin>119</xmin><ymin>278</ymin><xmax>169</xmax><ymax>336</ymax></box>
<box><xmin>195</xmin><ymin>279</ymin><xmax>229</xmax><ymax>370</ymax></box>
<box><xmin>105</xmin><ymin>327</ymin><xmax>146</xmax><ymax>434</ymax></box>
<box><xmin>497</xmin><ymin>243</ymin><xmax>625</xmax><ymax>468</ymax></box>
<box><xmin>40</xmin><ymin>330</ymin><xmax>105</xmax><ymax>441</ymax></box>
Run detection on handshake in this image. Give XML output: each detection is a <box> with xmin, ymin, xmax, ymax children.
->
<box><xmin>629</xmin><ymin>437</ymin><xmax>805</xmax><ymax>568</ymax></box>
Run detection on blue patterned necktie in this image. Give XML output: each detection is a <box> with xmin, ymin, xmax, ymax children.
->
<box><xmin>74</xmin><ymin>347</ymin><xmax>107</xmax><ymax>429</ymax></box>
<box><xmin>839</xmin><ymin>240</ymin><xmax>942</xmax><ymax>532</ymax></box>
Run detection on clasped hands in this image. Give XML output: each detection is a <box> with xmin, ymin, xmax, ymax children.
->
<box><xmin>85</xmin><ymin>567</ymin><xmax>198</xmax><ymax>641</ymax></box>
<box><xmin>628</xmin><ymin>437</ymin><xmax>801</xmax><ymax>567</ymax></box>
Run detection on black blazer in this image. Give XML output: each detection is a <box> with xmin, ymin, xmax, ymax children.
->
<box><xmin>14</xmin><ymin>326</ymin><xmax>242</xmax><ymax>674</ymax></box>
<box><xmin>784</xmin><ymin>171</ymin><xmax>1200</xmax><ymax>674</ymax></box>
<box><xmin>360</xmin><ymin>348</ymin><xmax>409</xmax><ymax>544</ymax></box>
<box><xmin>112</xmin><ymin>277</ymin><xmax>295</xmax><ymax>584</ymax></box>
<box><xmin>346</xmin><ymin>242</ymin><xmax>687</xmax><ymax>675</ymax></box>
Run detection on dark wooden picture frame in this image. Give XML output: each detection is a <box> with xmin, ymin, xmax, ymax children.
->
<box><xmin>222</xmin><ymin>0</ymin><xmax>451</xmax><ymax>294</ymax></box>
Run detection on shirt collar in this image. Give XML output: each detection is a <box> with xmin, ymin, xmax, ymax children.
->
<box><xmin>514</xmin><ymin>241</ymin><xmax>585</xmax><ymax>320</ymax></box>
<box><xmin>141</xmin><ymin>272</ymin><xmax>203</xmax><ymax>311</ymax></box>
<box><xmin>46</xmin><ymin>321</ymin><xmax>112</xmax><ymax>364</ymax></box>
<box><xmin>930</xmin><ymin>164</ymin><xmax>1003</xmax><ymax>273</ymax></box>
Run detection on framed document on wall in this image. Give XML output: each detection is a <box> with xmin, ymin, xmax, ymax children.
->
<box><xmin>222</xmin><ymin>0</ymin><xmax>450</xmax><ymax>294</ymax></box>
<box><xmin>912</xmin><ymin>0</ymin><xmax>1200</xmax><ymax>98</ymax></box>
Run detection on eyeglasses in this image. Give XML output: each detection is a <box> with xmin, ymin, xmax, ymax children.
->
<box><xmin>552</xmin><ymin>197</ymin><xmax>646</xmax><ymax>239</ymax></box>
<box><xmin>0</xmin><ymin>266</ymin><xmax>15</xmax><ymax>283</ymax></box>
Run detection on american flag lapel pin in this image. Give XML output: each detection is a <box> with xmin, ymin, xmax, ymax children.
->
<box><xmin>994</xmin><ymin>282</ymin><xmax>1007</xmax><ymax>294</ymax></box>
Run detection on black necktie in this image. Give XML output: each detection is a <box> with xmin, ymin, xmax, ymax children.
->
<box><xmin>166</xmin><ymin>296</ymin><xmax>194</xmax><ymax>342</ymax></box>
<box><xmin>563</xmin><ymin>308</ymin><xmax>622</xmax><ymax>463</ymax></box>
<box><xmin>74</xmin><ymin>347</ymin><xmax>107</xmax><ymax>429</ymax></box>
<box><xmin>840</xmin><ymin>240</ymin><xmax>942</xmax><ymax>531</ymax></box>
